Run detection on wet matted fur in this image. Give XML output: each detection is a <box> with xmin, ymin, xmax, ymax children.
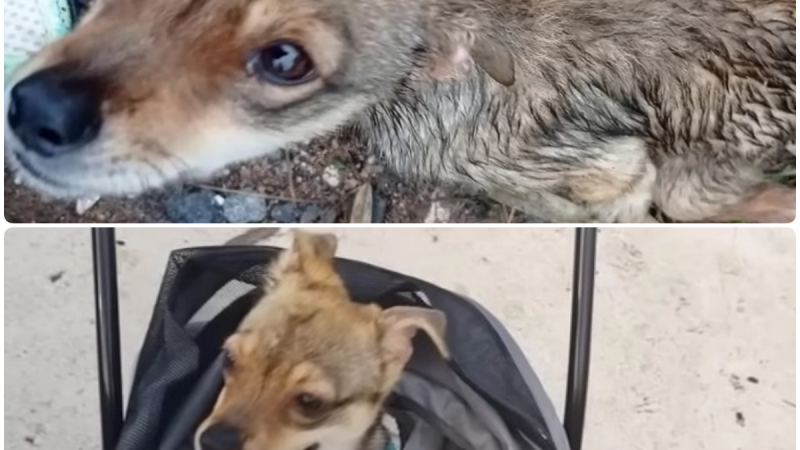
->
<box><xmin>4</xmin><ymin>0</ymin><xmax>796</xmax><ymax>222</ymax></box>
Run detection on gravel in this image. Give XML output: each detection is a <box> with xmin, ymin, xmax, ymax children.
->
<box><xmin>222</xmin><ymin>193</ymin><xmax>268</xmax><ymax>223</ymax></box>
<box><xmin>299</xmin><ymin>205</ymin><xmax>325</xmax><ymax>223</ymax></box>
<box><xmin>4</xmin><ymin>133</ymin><xmax>516</xmax><ymax>223</ymax></box>
<box><xmin>164</xmin><ymin>191</ymin><xmax>221</xmax><ymax>223</ymax></box>
<box><xmin>269</xmin><ymin>202</ymin><xmax>302</xmax><ymax>223</ymax></box>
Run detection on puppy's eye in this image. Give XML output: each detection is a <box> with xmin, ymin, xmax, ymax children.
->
<box><xmin>247</xmin><ymin>41</ymin><xmax>316</xmax><ymax>86</ymax></box>
<box><xmin>294</xmin><ymin>393</ymin><xmax>325</xmax><ymax>416</ymax></box>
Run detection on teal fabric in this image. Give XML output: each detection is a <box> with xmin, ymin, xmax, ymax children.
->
<box><xmin>385</xmin><ymin>434</ymin><xmax>400</xmax><ymax>450</ymax></box>
<box><xmin>383</xmin><ymin>415</ymin><xmax>402</xmax><ymax>450</ymax></box>
<box><xmin>5</xmin><ymin>0</ymin><xmax>74</xmax><ymax>85</ymax></box>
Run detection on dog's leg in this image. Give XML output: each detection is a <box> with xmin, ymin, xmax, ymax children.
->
<box><xmin>488</xmin><ymin>189</ymin><xmax>595</xmax><ymax>223</ymax></box>
<box><xmin>551</xmin><ymin>137</ymin><xmax>657</xmax><ymax>223</ymax></box>
<box><xmin>653</xmin><ymin>155</ymin><xmax>796</xmax><ymax>223</ymax></box>
<box><xmin>584</xmin><ymin>160</ymin><xmax>658</xmax><ymax>223</ymax></box>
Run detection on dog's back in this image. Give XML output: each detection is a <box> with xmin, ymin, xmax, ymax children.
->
<box><xmin>361</xmin><ymin>0</ymin><xmax>795</xmax><ymax>222</ymax></box>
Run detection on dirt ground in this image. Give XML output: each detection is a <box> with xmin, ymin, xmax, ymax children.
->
<box><xmin>4</xmin><ymin>134</ymin><xmax>518</xmax><ymax>224</ymax></box>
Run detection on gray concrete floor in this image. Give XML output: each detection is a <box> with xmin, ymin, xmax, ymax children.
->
<box><xmin>4</xmin><ymin>227</ymin><xmax>796</xmax><ymax>450</ymax></box>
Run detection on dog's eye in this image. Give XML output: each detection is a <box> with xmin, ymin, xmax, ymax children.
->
<box><xmin>294</xmin><ymin>393</ymin><xmax>325</xmax><ymax>416</ymax></box>
<box><xmin>247</xmin><ymin>41</ymin><xmax>316</xmax><ymax>86</ymax></box>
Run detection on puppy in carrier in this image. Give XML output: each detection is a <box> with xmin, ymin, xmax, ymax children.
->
<box><xmin>102</xmin><ymin>229</ymin><xmax>597</xmax><ymax>450</ymax></box>
<box><xmin>196</xmin><ymin>231</ymin><xmax>450</xmax><ymax>450</ymax></box>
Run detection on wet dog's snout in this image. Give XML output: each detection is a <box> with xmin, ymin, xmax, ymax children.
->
<box><xmin>199</xmin><ymin>423</ymin><xmax>242</xmax><ymax>450</ymax></box>
<box><xmin>8</xmin><ymin>65</ymin><xmax>102</xmax><ymax>157</ymax></box>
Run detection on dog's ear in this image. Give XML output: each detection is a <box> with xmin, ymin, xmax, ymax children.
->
<box><xmin>379</xmin><ymin>306</ymin><xmax>449</xmax><ymax>367</ymax></box>
<box><xmin>470</xmin><ymin>36</ymin><xmax>515</xmax><ymax>86</ymax></box>
<box><xmin>426</xmin><ymin>31</ymin><xmax>515</xmax><ymax>86</ymax></box>
<box><xmin>290</xmin><ymin>230</ymin><xmax>338</xmax><ymax>261</ymax></box>
<box><xmin>268</xmin><ymin>231</ymin><xmax>339</xmax><ymax>284</ymax></box>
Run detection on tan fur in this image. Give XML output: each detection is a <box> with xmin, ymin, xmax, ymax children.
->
<box><xmin>195</xmin><ymin>231</ymin><xmax>448</xmax><ymax>450</ymax></box>
<box><xmin>4</xmin><ymin>0</ymin><xmax>796</xmax><ymax>223</ymax></box>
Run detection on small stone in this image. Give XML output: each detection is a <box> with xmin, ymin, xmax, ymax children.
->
<box><xmin>424</xmin><ymin>201</ymin><xmax>451</xmax><ymax>223</ymax></box>
<box><xmin>222</xmin><ymin>193</ymin><xmax>268</xmax><ymax>223</ymax></box>
<box><xmin>344</xmin><ymin>178</ymin><xmax>359</xmax><ymax>190</ymax></box>
<box><xmin>299</xmin><ymin>205</ymin><xmax>324</xmax><ymax>223</ymax></box>
<box><xmin>322</xmin><ymin>165</ymin><xmax>342</xmax><ymax>188</ymax></box>
<box><xmin>362</xmin><ymin>155</ymin><xmax>383</xmax><ymax>177</ymax></box>
<box><xmin>165</xmin><ymin>191</ymin><xmax>221</xmax><ymax>223</ymax></box>
<box><xmin>212</xmin><ymin>195</ymin><xmax>225</xmax><ymax>206</ymax></box>
<box><xmin>75</xmin><ymin>196</ymin><xmax>100</xmax><ymax>215</ymax></box>
<box><xmin>269</xmin><ymin>202</ymin><xmax>301</xmax><ymax>223</ymax></box>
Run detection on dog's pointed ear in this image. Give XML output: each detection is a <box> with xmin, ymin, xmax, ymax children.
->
<box><xmin>425</xmin><ymin>31</ymin><xmax>515</xmax><ymax>87</ymax></box>
<box><xmin>267</xmin><ymin>231</ymin><xmax>339</xmax><ymax>283</ymax></box>
<box><xmin>290</xmin><ymin>230</ymin><xmax>338</xmax><ymax>261</ymax></box>
<box><xmin>470</xmin><ymin>36</ymin><xmax>515</xmax><ymax>86</ymax></box>
<box><xmin>379</xmin><ymin>306</ymin><xmax>449</xmax><ymax>367</ymax></box>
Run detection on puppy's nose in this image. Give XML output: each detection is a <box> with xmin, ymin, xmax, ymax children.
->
<box><xmin>200</xmin><ymin>423</ymin><xmax>242</xmax><ymax>450</ymax></box>
<box><xmin>7</xmin><ymin>66</ymin><xmax>102</xmax><ymax>157</ymax></box>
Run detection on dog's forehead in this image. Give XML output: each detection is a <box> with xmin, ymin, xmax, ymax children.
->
<box><xmin>235</xmin><ymin>300</ymin><xmax>384</xmax><ymax>394</ymax></box>
<box><xmin>242</xmin><ymin>296</ymin><xmax>381</xmax><ymax>362</ymax></box>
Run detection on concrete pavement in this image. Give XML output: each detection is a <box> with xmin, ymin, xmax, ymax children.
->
<box><xmin>4</xmin><ymin>227</ymin><xmax>795</xmax><ymax>450</ymax></box>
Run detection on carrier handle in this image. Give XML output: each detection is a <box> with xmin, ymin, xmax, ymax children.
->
<box><xmin>563</xmin><ymin>228</ymin><xmax>597</xmax><ymax>450</ymax></box>
<box><xmin>92</xmin><ymin>228</ymin><xmax>125</xmax><ymax>450</ymax></box>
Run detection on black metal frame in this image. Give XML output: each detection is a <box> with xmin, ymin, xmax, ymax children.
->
<box><xmin>91</xmin><ymin>227</ymin><xmax>596</xmax><ymax>450</ymax></box>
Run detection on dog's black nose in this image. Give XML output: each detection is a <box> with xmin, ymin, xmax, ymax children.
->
<box><xmin>200</xmin><ymin>423</ymin><xmax>242</xmax><ymax>450</ymax></box>
<box><xmin>7</xmin><ymin>66</ymin><xmax>102</xmax><ymax>158</ymax></box>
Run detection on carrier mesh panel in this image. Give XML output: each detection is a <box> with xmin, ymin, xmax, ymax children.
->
<box><xmin>117</xmin><ymin>246</ymin><xmax>558</xmax><ymax>450</ymax></box>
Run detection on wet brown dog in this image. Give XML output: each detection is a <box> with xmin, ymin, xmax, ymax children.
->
<box><xmin>4</xmin><ymin>0</ymin><xmax>795</xmax><ymax>222</ymax></box>
<box><xmin>194</xmin><ymin>231</ymin><xmax>448</xmax><ymax>450</ymax></box>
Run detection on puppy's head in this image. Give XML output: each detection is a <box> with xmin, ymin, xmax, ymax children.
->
<box><xmin>195</xmin><ymin>231</ymin><xmax>448</xmax><ymax>450</ymax></box>
<box><xmin>5</xmin><ymin>0</ymin><xmax>516</xmax><ymax>199</ymax></box>
<box><xmin>4</xmin><ymin>0</ymin><xmax>432</xmax><ymax>198</ymax></box>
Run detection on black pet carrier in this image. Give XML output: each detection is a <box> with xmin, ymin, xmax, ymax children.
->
<box><xmin>91</xmin><ymin>228</ymin><xmax>597</xmax><ymax>450</ymax></box>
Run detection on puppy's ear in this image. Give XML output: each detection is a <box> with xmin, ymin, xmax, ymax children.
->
<box><xmin>470</xmin><ymin>36</ymin><xmax>515</xmax><ymax>86</ymax></box>
<box><xmin>291</xmin><ymin>230</ymin><xmax>338</xmax><ymax>261</ymax></box>
<box><xmin>426</xmin><ymin>32</ymin><xmax>515</xmax><ymax>86</ymax></box>
<box><xmin>268</xmin><ymin>231</ymin><xmax>339</xmax><ymax>284</ymax></box>
<box><xmin>379</xmin><ymin>306</ymin><xmax>449</xmax><ymax>368</ymax></box>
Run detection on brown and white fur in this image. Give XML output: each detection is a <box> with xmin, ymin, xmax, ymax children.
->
<box><xmin>194</xmin><ymin>231</ymin><xmax>448</xmax><ymax>450</ymax></box>
<box><xmin>4</xmin><ymin>0</ymin><xmax>796</xmax><ymax>222</ymax></box>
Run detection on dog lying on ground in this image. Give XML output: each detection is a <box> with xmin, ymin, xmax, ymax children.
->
<box><xmin>195</xmin><ymin>231</ymin><xmax>448</xmax><ymax>450</ymax></box>
<box><xmin>4</xmin><ymin>0</ymin><xmax>796</xmax><ymax>222</ymax></box>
